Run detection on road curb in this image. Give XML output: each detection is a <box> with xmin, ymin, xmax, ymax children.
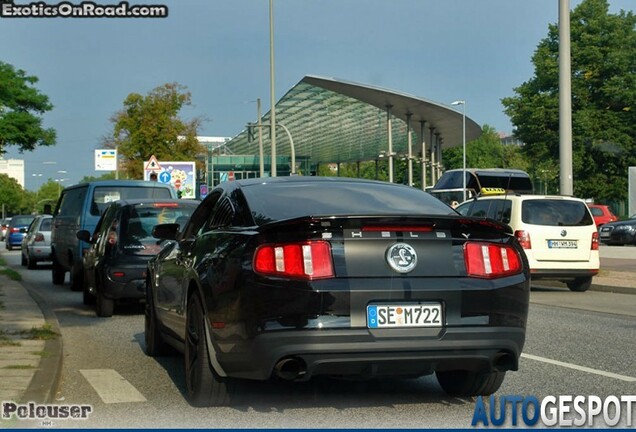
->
<box><xmin>18</xmin><ymin>281</ymin><xmax>64</xmax><ymax>404</ymax></box>
<box><xmin>589</xmin><ymin>283</ymin><xmax>636</xmax><ymax>296</ymax></box>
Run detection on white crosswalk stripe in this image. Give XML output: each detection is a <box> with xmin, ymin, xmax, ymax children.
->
<box><xmin>80</xmin><ymin>369</ymin><xmax>147</xmax><ymax>404</ymax></box>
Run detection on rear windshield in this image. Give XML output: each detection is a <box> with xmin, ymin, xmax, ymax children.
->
<box><xmin>522</xmin><ymin>199</ymin><xmax>594</xmax><ymax>227</ymax></box>
<box><xmin>40</xmin><ymin>218</ymin><xmax>52</xmax><ymax>231</ymax></box>
<box><xmin>241</xmin><ymin>181</ymin><xmax>454</xmax><ymax>225</ymax></box>
<box><xmin>121</xmin><ymin>202</ymin><xmax>198</xmax><ymax>255</ymax></box>
<box><xmin>91</xmin><ymin>186</ymin><xmax>173</xmax><ymax>216</ymax></box>
<box><xmin>11</xmin><ymin>216</ymin><xmax>35</xmax><ymax>227</ymax></box>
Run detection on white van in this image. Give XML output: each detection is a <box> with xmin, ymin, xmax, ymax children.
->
<box><xmin>456</xmin><ymin>192</ymin><xmax>599</xmax><ymax>291</ymax></box>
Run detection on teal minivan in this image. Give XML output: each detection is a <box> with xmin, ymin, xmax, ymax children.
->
<box><xmin>51</xmin><ymin>180</ymin><xmax>177</xmax><ymax>291</ymax></box>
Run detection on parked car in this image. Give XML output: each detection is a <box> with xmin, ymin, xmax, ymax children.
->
<box><xmin>21</xmin><ymin>215</ymin><xmax>53</xmax><ymax>269</ymax></box>
<box><xmin>77</xmin><ymin>198</ymin><xmax>198</xmax><ymax>317</ymax></box>
<box><xmin>51</xmin><ymin>180</ymin><xmax>177</xmax><ymax>291</ymax></box>
<box><xmin>587</xmin><ymin>204</ymin><xmax>617</xmax><ymax>228</ymax></box>
<box><xmin>598</xmin><ymin>215</ymin><xmax>636</xmax><ymax>246</ymax></box>
<box><xmin>145</xmin><ymin>177</ymin><xmax>530</xmax><ymax>406</ymax></box>
<box><xmin>456</xmin><ymin>191</ymin><xmax>599</xmax><ymax>291</ymax></box>
<box><xmin>5</xmin><ymin>215</ymin><xmax>36</xmax><ymax>251</ymax></box>
<box><xmin>0</xmin><ymin>217</ymin><xmax>11</xmax><ymax>241</ymax></box>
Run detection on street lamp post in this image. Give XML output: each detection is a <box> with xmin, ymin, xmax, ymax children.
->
<box><xmin>451</xmin><ymin>100</ymin><xmax>466</xmax><ymax>201</ymax></box>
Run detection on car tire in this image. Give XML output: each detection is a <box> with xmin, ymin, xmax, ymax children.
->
<box><xmin>6</xmin><ymin>244</ymin><xmax>12</xmax><ymax>251</ymax></box>
<box><xmin>144</xmin><ymin>282</ymin><xmax>171</xmax><ymax>357</ymax></box>
<box><xmin>27</xmin><ymin>255</ymin><xmax>36</xmax><ymax>270</ymax></box>
<box><xmin>436</xmin><ymin>370</ymin><xmax>506</xmax><ymax>397</ymax></box>
<box><xmin>21</xmin><ymin>253</ymin><xmax>27</xmax><ymax>266</ymax></box>
<box><xmin>82</xmin><ymin>272</ymin><xmax>96</xmax><ymax>306</ymax></box>
<box><xmin>70</xmin><ymin>260</ymin><xmax>84</xmax><ymax>292</ymax></box>
<box><xmin>566</xmin><ymin>277</ymin><xmax>592</xmax><ymax>292</ymax></box>
<box><xmin>52</xmin><ymin>254</ymin><xmax>65</xmax><ymax>285</ymax></box>
<box><xmin>184</xmin><ymin>291</ymin><xmax>232</xmax><ymax>407</ymax></box>
<box><xmin>95</xmin><ymin>284</ymin><xmax>115</xmax><ymax>318</ymax></box>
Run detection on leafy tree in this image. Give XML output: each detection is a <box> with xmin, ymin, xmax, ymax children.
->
<box><xmin>105</xmin><ymin>83</ymin><xmax>205</xmax><ymax>179</ymax></box>
<box><xmin>0</xmin><ymin>173</ymin><xmax>25</xmax><ymax>214</ymax></box>
<box><xmin>502</xmin><ymin>0</ymin><xmax>636</xmax><ymax>201</ymax></box>
<box><xmin>79</xmin><ymin>172</ymin><xmax>116</xmax><ymax>183</ymax></box>
<box><xmin>442</xmin><ymin>125</ymin><xmax>529</xmax><ymax>172</ymax></box>
<box><xmin>0</xmin><ymin>61</ymin><xmax>56</xmax><ymax>155</ymax></box>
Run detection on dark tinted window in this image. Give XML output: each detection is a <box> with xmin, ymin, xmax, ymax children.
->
<box><xmin>40</xmin><ymin>218</ymin><xmax>52</xmax><ymax>231</ymax></box>
<box><xmin>121</xmin><ymin>202</ymin><xmax>198</xmax><ymax>255</ymax></box>
<box><xmin>241</xmin><ymin>181</ymin><xmax>453</xmax><ymax>225</ymax></box>
<box><xmin>91</xmin><ymin>186</ymin><xmax>173</xmax><ymax>216</ymax></box>
<box><xmin>56</xmin><ymin>187</ymin><xmax>87</xmax><ymax>217</ymax></box>
<box><xmin>521</xmin><ymin>199</ymin><xmax>593</xmax><ymax>227</ymax></box>
<box><xmin>10</xmin><ymin>216</ymin><xmax>35</xmax><ymax>227</ymax></box>
<box><xmin>459</xmin><ymin>199</ymin><xmax>512</xmax><ymax>224</ymax></box>
<box><xmin>589</xmin><ymin>207</ymin><xmax>603</xmax><ymax>217</ymax></box>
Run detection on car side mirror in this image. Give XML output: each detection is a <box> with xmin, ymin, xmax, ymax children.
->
<box><xmin>76</xmin><ymin>230</ymin><xmax>92</xmax><ymax>244</ymax></box>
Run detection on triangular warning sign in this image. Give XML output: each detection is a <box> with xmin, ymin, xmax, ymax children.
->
<box><xmin>145</xmin><ymin>155</ymin><xmax>161</xmax><ymax>171</ymax></box>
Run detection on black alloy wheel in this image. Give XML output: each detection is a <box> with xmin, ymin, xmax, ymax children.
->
<box><xmin>95</xmin><ymin>276</ymin><xmax>114</xmax><ymax>318</ymax></box>
<box><xmin>184</xmin><ymin>291</ymin><xmax>232</xmax><ymax>407</ymax></box>
<box><xmin>51</xmin><ymin>253</ymin><xmax>65</xmax><ymax>285</ymax></box>
<box><xmin>70</xmin><ymin>260</ymin><xmax>84</xmax><ymax>292</ymax></box>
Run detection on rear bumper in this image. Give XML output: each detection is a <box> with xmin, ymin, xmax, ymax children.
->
<box><xmin>102</xmin><ymin>265</ymin><xmax>147</xmax><ymax>300</ymax></box>
<box><xmin>530</xmin><ymin>268</ymin><xmax>598</xmax><ymax>281</ymax></box>
<box><xmin>27</xmin><ymin>246</ymin><xmax>52</xmax><ymax>261</ymax></box>
<box><xmin>214</xmin><ymin>326</ymin><xmax>525</xmax><ymax>381</ymax></box>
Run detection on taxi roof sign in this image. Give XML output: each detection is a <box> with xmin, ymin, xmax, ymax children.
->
<box><xmin>480</xmin><ymin>187</ymin><xmax>507</xmax><ymax>196</ymax></box>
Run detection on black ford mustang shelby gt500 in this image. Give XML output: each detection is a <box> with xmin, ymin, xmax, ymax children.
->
<box><xmin>144</xmin><ymin>177</ymin><xmax>530</xmax><ymax>406</ymax></box>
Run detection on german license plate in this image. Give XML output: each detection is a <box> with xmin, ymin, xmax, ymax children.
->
<box><xmin>547</xmin><ymin>240</ymin><xmax>578</xmax><ymax>248</ymax></box>
<box><xmin>600</xmin><ymin>231</ymin><xmax>610</xmax><ymax>237</ymax></box>
<box><xmin>367</xmin><ymin>303</ymin><xmax>442</xmax><ymax>328</ymax></box>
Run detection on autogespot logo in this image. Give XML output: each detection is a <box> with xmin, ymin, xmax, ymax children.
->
<box><xmin>471</xmin><ymin>395</ymin><xmax>636</xmax><ymax>427</ymax></box>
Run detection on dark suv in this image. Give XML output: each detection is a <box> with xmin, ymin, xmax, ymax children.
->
<box><xmin>77</xmin><ymin>198</ymin><xmax>198</xmax><ymax>317</ymax></box>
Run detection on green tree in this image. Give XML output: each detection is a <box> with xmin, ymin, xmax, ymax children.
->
<box><xmin>442</xmin><ymin>125</ymin><xmax>529</xmax><ymax>172</ymax></box>
<box><xmin>502</xmin><ymin>0</ymin><xmax>635</xmax><ymax>201</ymax></box>
<box><xmin>0</xmin><ymin>61</ymin><xmax>56</xmax><ymax>155</ymax></box>
<box><xmin>0</xmin><ymin>173</ymin><xmax>26</xmax><ymax>214</ymax></box>
<box><xmin>79</xmin><ymin>172</ymin><xmax>116</xmax><ymax>183</ymax></box>
<box><xmin>105</xmin><ymin>83</ymin><xmax>204</xmax><ymax>179</ymax></box>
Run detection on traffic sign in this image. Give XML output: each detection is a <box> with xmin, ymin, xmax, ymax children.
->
<box><xmin>145</xmin><ymin>155</ymin><xmax>161</xmax><ymax>171</ymax></box>
<box><xmin>158</xmin><ymin>171</ymin><xmax>171</xmax><ymax>184</ymax></box>
<box><xmin>228</xmin><ymin>171</ymin><xmax>235</xmax><ymax>181</ymax></box>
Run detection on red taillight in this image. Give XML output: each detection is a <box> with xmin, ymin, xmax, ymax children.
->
<box><xmin>112</xmin><ymin>271</ymin><xmax>125</xmax><ymax>278</ymax></box>
<box><xmin>34</xmin><ymin>233</ymin><xmax>44</xmax><ymax>242</ymax></box>
<box><xmin>464</xmin><ymin>242</ymin><xmax>522</xmax><ymax>279</ymax></box>
<box><xmin>10</xmin><ymin>227</ymin><xmax>20</xmax><ymax>233</ymax></box>
<box><xmin>514</xmin><ymin>230</ymin><xmax>531</xmax><ymax>249</ymax></box>
<box><xmin>591</xmin><ymin>231</ymin><xmax>599</xmax><ymax>251</ymax></box>
<box><xmin>107</xmin><ymin>230</ymin><xmax>117</xmax><ymax>245</ymax></box>
<box><xmin>254</xmin><ymin>240</ymin><xmax>334</xmax><ymax>280</ymax></box>
<box><xmin>153</xmin><ymin>202</ymin><xmax>179</xmax><ymax>208</ymax></box>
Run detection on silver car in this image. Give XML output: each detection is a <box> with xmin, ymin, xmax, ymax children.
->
<box><xmin>21</xmin><ymin>215</ymin><xmax>53</xmax><ymax>269</ymax></box>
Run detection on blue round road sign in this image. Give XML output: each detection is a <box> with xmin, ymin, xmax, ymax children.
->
<box><xmin>158</xmin><ymin>171</ymin><xmax>171</xmax><ymax>184</ymax></box>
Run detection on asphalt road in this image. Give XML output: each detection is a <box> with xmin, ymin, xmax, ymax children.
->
<box><xmin>3</xmin><ymin>246</ymin><xmax>635</xmax><ymax>428</ymax></box>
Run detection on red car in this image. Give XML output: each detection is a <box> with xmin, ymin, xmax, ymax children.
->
<box><xmin>587</xmin><ymin>204</ymin><xmax>617</xmax><ymax>228</ymax></box>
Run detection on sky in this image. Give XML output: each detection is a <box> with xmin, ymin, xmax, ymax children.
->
<box><xmin>1</xmin><ymin>0</ymin><xmax>634</xmax><ymax>191</ymax></box>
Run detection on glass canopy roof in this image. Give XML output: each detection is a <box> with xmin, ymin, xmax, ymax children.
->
<box><xmin>224</xmin><ymin>75</ymin><xmax>482</xmax><ymax>165</ymax></box>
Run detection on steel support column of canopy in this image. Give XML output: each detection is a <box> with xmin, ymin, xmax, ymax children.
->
<box><xmin>406</xmin><ymin>113</ymin><xmax>413</xmax><ymax>187</ymax></box>
<box><xmin>429</xmin><ymin>127</ymin><xmax>436</xmax><ymax>186</ymax></box>
<box><xmin>387</xmin><ymin>105</ymin><xmax>394</xmax><ymax>183</ymax></box>
<box><xmin>420</xmin><ymin>121</ymin><xmax>427</xmax><ymax>191</ymax></box>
